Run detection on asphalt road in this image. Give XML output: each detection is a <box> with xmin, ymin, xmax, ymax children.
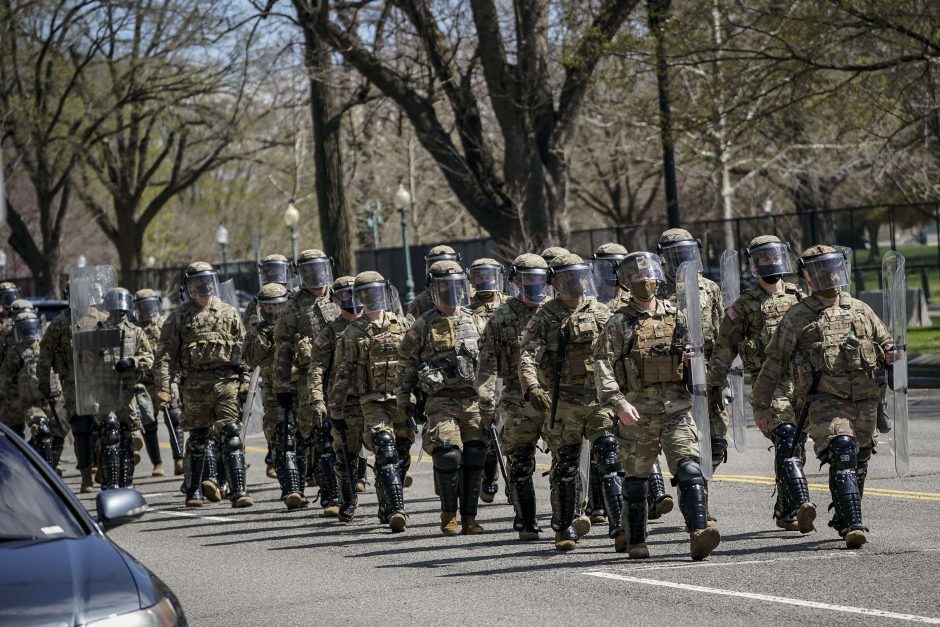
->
<box><xmin>64</xmin><ymin>390</ymin><xmax>940</xmax><ymax>626</ymax></box>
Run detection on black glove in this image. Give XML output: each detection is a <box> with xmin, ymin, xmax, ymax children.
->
<box><xmin>38</xmin><ymin>379</ymin><xmax>52</xmax><ymax>399</ymax></box>
<box><xmin>114</xmin><ymin>358</ymin><xmax>135</xmax><ymax>372</ymax></box>
<box><xmin>276</xmin><ymin>392</ymin><xmax>293</xmax><ymax>410</ymax></box>
<box><xmin>332</xmin><ymin>418</ymin><xmax>348</xmax><ymax>432</ymax></box>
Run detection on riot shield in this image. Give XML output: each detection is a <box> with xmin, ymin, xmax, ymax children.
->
<box><xmin>70</xmin><ymin>266</ymin><xmax>122</xmax><ymax>416</ymax></box>
<box><xmin>240</xmin><ymin>366</ymin><xmax>264</xmax><ymax>438</ymax></box>
<box><xmin>882</xmin><ymin>251</ymin><xmax>909</xmax><ymax>477</ymax></box>
<box><xmin>719</xmin><ymin>249</ymin><xmax>746</xmax><ymax>454</ymax></box>
<box><xmin>838</xmin><ymin>246</ymin><xmax>853</xmax><ymax>295</ymax></box>
<box><xmin>677</xmin><ymin>261</ymin><xmax>712</xmax><ymax>480</ymax></box>
<box><xmin>218</xmin><ymin>279</ymin><xmax>240</xmax><ymax>310</ymax></box>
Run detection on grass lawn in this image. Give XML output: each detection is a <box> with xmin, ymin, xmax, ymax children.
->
<box><xmin>850</xmin><ymin>244</ymin><xmax>940</xmax><ymax>301</ymax></box>
<box><xmin>909</xmin><ymin>323</ymin><xmax>940</xmax><ymax>355</ymax></box>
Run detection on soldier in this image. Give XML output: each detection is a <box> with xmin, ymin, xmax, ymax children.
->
<box><xmin>468</xmin><ymin>257</ymin><xmax>508</xmax><ymax>504</ymax></box>
<box><xmin>273</xmin><ymin>250</ymin><xmax>339</xmax><ymax>507</ymax></box>
<box><xmin>305</xmin><ymin>276</ymin><xmax>361</xmax><ymax>515</ymax></box>
<box><xmin>243</xmin><ymin>254</ymin><xmax>291</xmax><ymax>325</ymax></box>
<box><xmin>329</xmin><ymin>271</ymin><xmax>411</xmax><ymax>530</ymax></box>
<box><xmin>709</xmin><ymin>236</ymin><xmax>813</xmax><ymax>532</ymax></box>
<box><xmin>657</xmin><ymin>229</ymin><xmax>726</xmax><ymax>472</ymax></box>
<box><xmin>539</xmin><ymin>247</ymin><xmax>569</xmax><ymax>266</ymax></box>
<box><xmin>752</xmin><ymin>245</ymin><xmax>895</xmax><ymax>548</ymax></box>
<box><xmin>406</xmin><ymin>245</ymin><xmax>462</xmax><ymax>319</ymax></box>
<box><xmin>0</xmin><ymin>312</ymin><xmax>46</xmax><ymax>440</ymax></box>
<box><xmin>519</xmin><ymin>253</ymin><xmax>617</xmax><ymax>552</ymax></box>
<box><xmin>39</xmin><ymin>284</ymin><xmax>104</xmax><ymax>493</ymax></box>
<box><xmin>594</xmin><ymin>252</ymin><xmax>721</xmax><ymax>560</ymax></box>
<box><xmin>243</xmin><ymin>283</ymin><xmax>290</xmax><ymax>483</ymax></box>
<box><xmin>91</xmin><ymin>288</ymin><xmax>154</xmax><ymax>490</ymax></box>
<box><xmin>1</xmin><ymin>297</ymin><xmax>33</xmax><ymax>370</ymax></box>
<box><xmin>476</xmin><ymin>254</ymin><xmax>551</xmax><ymax>540</ymax></box>
<box><xmin>397</xmin><ymin>260</ymin><xmax>487</xmax><ymax>536</ymax></box>
<box><xmin>155</xmin><ymin>262</ymin><xmax>253</xmax><ymax>508</ymax></box>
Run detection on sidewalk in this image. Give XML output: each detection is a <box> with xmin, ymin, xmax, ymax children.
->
<box><xmin>910</xmin><ymin>354</ymin><xmax>940</xmax><ymax>389</ymax></box>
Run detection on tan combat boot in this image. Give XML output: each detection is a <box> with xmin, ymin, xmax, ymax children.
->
<box><xmin>265</xmin><ymin>464</ymin><xmax>278</xmax><ymax>479</ymax></box>
<box><xmin>284</xmin><ymin>492</ymin><xmax>307</xmax><ymax>510</ymax></box>
<box><xmin>389</xmin><ymin>512</ymin><xmax>407</xmax><ymax>533</ymax></box>
<box><xmin>628</xmin><ymin>543</ymin><xmax>650</xmax><ymax>559</ymax></box>
<box><xmin>322</xmin><ymin>503</ymin><xmax>340</xmax><ymax>517</ymax></box>
<box><xmin>173</xmin><ymin>459</ymin><xmax>184</xmax><ymax>475</ymax></box>
<box><xmin>232</xmin><ymin>495</ymin><xmax>254</xmax><ymax>508</ymax></box>
<box><xmin>797</xmin><ymin>502</ymin><xmax>817</xmax><ymax>534</ymax></box>
<box><xmin>554</xmin><ymin>531</ymin><xmax>577</xmax><ymax>551</ymax></box>
<box><xmin>202</xmin><ymin>480</ymin><xmax>222</xmax><ymax>502</ymax></box>
<box><xmin>440</xmin><ymin>512</ymin><xmax>459</xmax><ymax>536</ymax></box>
<box><xmin>402</xmin><ymin>474</ymin><xmax>413</xmax><ymax>489</ymax></box>
<box><xmin>461</xmin><ymin>516</ymin><xmax>483</xmax><ymax>535</ymax></box>
<box><xmin>151</xmin><ymin>463</ymin><xmax>165</xmax><ymax>477</ymax></box>
<box><xmin>80</xmin><ymin>468</ymin><xmax>96</xmax><ymax>494</ymax></box>
<box><xmin>690</xmin><ymin>525</ymin><xmax>721</xmax><ymax>561</ymax></box>
<box><xmin>654</xmin><ymin>495</ymin><xmax>674</xmax><ymax>517</ymax></box>
<box><xmin>845</xmin><ymin>529</ymin><xmax>867</xmax><ymax>549</ymax></box>
<box><xmin>572</xmin><ymin>514</ymin><xmax>591</xmax><ymax>539</ymax></box>
<box><xmin>613</xmin><ymin>530</ymin><xmax>628</xmax><ymax>553</ymax></box>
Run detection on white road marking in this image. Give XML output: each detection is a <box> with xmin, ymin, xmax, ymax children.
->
<box><xmin>618</xmin><ymin>550</ymin><xmax>857</xmax><ymax>572</ymax></box>
<box><xmin>147</xmin><ymin>508</ymin><xmax>238</xmax><ymax>523</ymax></box>
<box><xmin>584</xmin><ymin>571</ymin><xmax>940</xmax><ymax>624</ymax></box>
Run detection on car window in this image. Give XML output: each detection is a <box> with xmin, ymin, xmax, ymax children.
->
<box><xmin>0</xmin><ymin>435</ymin><xmax>84</xmax><ymax>542</ymax></box>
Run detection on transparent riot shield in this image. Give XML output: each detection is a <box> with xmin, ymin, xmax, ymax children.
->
<box><xmin>579</xmin><ymin>437</ymin><xmax>591</xmax><ymax>512</ymax></box>
<box><xmin>240</xmin><ymin>366</ymin><xmax>264</xmax><ymax>438</ymax></box>
<box><xmin>678</xmin><ymin>261</ymin><xmax>712</xmax><ymax>480</ymax></box>
<box><xmin>882</xmin><ymin>251</ymin><xmax>909</xmax><ymax>477</ymax></box>
<box><xmin>70</xmin><ymin>266</ymin><xmax>122</xmax><ymax>416</ymax></box>
<box><xmin>720</xmin><ymin>249</ymin><xmax>746</xmax><ymax>454</ymax></box>
<box><xmin>838</xmin><ymin>246</ymin><xmax>853</xmax><ymax>295</ymax></box>
<box><xmin>218</xmin><ymin>279</ymin><xmax>240</xmax><ymax>310</ymax></box>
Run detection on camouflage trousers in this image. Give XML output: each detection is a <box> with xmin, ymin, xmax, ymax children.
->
<box><xmin>423</xmin><ymin>394</ymin><xmax>486</xmax><ymax>454</ymax></box>
<box><xmin>616</xmin><ymin>385</ymin><xmax>700</xmax><ymax>477</ymax></box>
<box><xmin>331</xmin><ymin>398</ymin><xmax>412</xmax><ymax>455</ymax></box>
<box><xmin>499</xmin><ymin>387</ymin><xmax>545</xmax><ymax>454</ymax></box>
<box><xmin>135</xmin><ymin>385</ymin><xmax>156</xmax><ymax>427</ymax></box>
<box><xmin>544</xmin><ymin>394</ymin><xmax>614</xmax><ymax>455</ymax></box>
<box><xmin>179</xmin><ymin>372</ymin><xmax>239</xmax><ymax>435</ymax></box>
<box><xmin>807</xmin><ymin>394</ymin><xmax>878</xmax><ymax>458</ymax></box>
<box><xmin>757</xmin><ymin>376</ymin><xmax>797</xmax><ymax>441</ymax></box>
<box><xmin>293</xmin><ymin>367</ymin><xmax>320</xmax><ymax>438</ymax></box>
<box><xmin>260</xmin><ymin>385</ymin><xmax>281</xmax><ymax>443</ymax></box>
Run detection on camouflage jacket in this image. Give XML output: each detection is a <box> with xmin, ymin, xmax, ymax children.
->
<box><xmin>519</xmin><ymin>297</ymin><xmax>611</xmax><ymax>399</ymax></box>
<box><xmin>308</xmin><ymin>315</ymin><xmax>356</xmax><ymax>406</ymax></box>
<box><xmin>753</xmin><ymin>292</ymin><xmax>892</xmax><ymax>409</ymax></box>
<box><xmin>0</xmin><ymin>340</ymin><xmax>45</xmax><ymax>425</ymax></box>
<box><xmin>244</xmin><ymin>319</ymin><xmax>278</xmax><ymax>393</ymax></box>
<box><xmin>406</xmin><ymin>289</ymin><xmax>434</xmax><ymax>320</ymax></box>
<box><xmin>709</xmin><ymin>282</ymin><xmax>802</xmax><ymax>386</ymax></box>
<box><xmin>470</xmin><ymin>292</ymin><xmax>508</xmax><ymax>319</ymax></box>
<box><xmin>272</xmin><ymin>290</ymin><xmax>338</xmax><ymax>394</ymax></box>
<box><xmin>659</xmin><ymin>275</ymin><xmax>722</xmax><ymax>355</ymax></box>
<box><xmin>329</xmin><ymin>311</ymin><xmax>411</xmax><ymax>414</ymax></box>
<box><xmin>476</xmin><ymin>297</ymin><xmax>539</xmax><ymax>406</ymax></box>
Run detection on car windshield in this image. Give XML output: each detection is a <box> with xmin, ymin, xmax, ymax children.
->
<box><xmin>0</xmin><ymin>434</ymin><xmax>84</xmax><ymax>542</ymax></box>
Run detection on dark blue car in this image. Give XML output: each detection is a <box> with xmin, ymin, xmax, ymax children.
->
<box><xmin>0</xmin><ymin>423</ymin><xmax>185</xmax><ymax>626</ymax></box>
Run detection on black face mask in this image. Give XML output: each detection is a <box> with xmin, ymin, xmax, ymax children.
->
<box><xmin>763</xmin><ymin>274</ymin><xmax>782</xmax><ymax>284</ymax></box>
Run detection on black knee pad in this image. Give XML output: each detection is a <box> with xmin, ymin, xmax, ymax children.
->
<box><xmin>828</xmin><ymin>435</ymin><xmax>857</xmax><ymax>471</ymax></box>
<box><xmin>100</xmin><ymin>416</ymin><xmax>121</xmax><ymax>446</ymax></box>
<box><xmin>71</xmin><ymin>415</ymin><xmax>94</xmax><ymax>437</ymax></box>
<box><xmin>220</xmin><ymin>422</ymin><xmax>243</xmax><ymax>453</ymax></box>
<box><xmin>555</xmin><ymin>444</ymin><xmax>581</xmax><ymax>478</ymax></box>
<box><xmin>675</xmin><ymin>457</ymin><xmax>705</xmax><ymax>487</ymax></box>
<box><xmin>508</xmin><ymin>445</ymin><xmax>536</xmax><ymax>480</ymax></box>
<box><xmin>144</xmin><ymin>421</ymin><xmax>159</xmax><ymax>436</ymax></box>
<box><xmin>461</xmin><ymin>440</ymin><xmax>487</xmax><ymax>469</ymax></box>
<box><xmin>432</xmin><ymin>446</ymin><xmax>461</xmax><ymax>472</ymax></box>
<box><xmin>623</xmin><ymin>476</ymin><xmax>648</xmax><ymax>501</ymax></box>
<box><xmin>591</xmin><ymin>435</ymin><xmax>620</xmax><ymax>475</ymax></box>
<box><xmin>167</xmin><ymin>406</ymin><xmax>182</xmax><ymax>425</ymax></box>
<box><xmin>373</xmin><ymin>432</ymin><xmax>398</xmax><ymax>466</ymax></box>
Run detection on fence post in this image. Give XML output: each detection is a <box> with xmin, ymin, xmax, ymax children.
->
<box><xmin>921</xmin><ymin>267</ymin><xmax>932</xmax><ymax>305</ymax></box>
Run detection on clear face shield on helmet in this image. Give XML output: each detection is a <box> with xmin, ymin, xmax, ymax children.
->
<box><xmin>660</xmin><ymin>240</ymin><xmax>703</xmax><ymax>279</ymax></box>
<box><xmin>334</xmin><ymin>286</ymin><xmax>361</xmax><ymax>314</ymax></box>
<box><xmin>14</xmin><ymin>316</ymin><xmax>41</xmax><ymax>343</ymax></box>
<box><xmin>550</xmin><ymin>263</ymin><xmax>598</xmax><ymax>301</ymax></box>
<box><xmin>469</xmin><ymin>264</ymin><xmax>504</xmax><ymax>295</ymax></box>
<box><xmin>748</xmin><ymin>242</ymin><xmax>793</xmax><ymax>278</ymax></box>
<box><xmin>135</xmin><ymin>297</ymin><xmax>161</xmax><ymax>323</ymax></box>
<box><xmin>617</xmin><ymin>252</ymin><xmax>666</xmax><ymax>286</ymax></box>
<box><xmin>1</xmin><ymin>287</ymin><xmax>19</xmax><ymax>308</ymax></box>
<box><xmin>801</xmin><ymin>251</ymin><xmax>850</xmax><ymax>292</ymax></box>
<box><xmin>514</xmin><ymin>268</ymin><xmax>551</xmax><ymax>305</ymax></box>
<box><xmin>354</xmin><ymin>282</ymin><xmax>392</xmax><ymax>314</ymax></box>
<box><xmin>430</xmin><ymin>274</ymin><xmax>471</xmax><ymax>309</ymax></box>
<box><xmin>425</xmin><ymin>253</ymin><xmax>459</xmax><ymax>273</ymax></box>
<box><xmin>187</xmin><ymin>272</ymin><xmax>219</xmax><ymax>302</ymax></box>
<box><xmin>592</xmin><ymin>259</ymin><xmax>621</xmax><ymax>302</ymax></box>
<box><xmin>258</xmin><ymin>299</ymin><xmax>287</xmax><ymax>324</ymax></box>
<box><xmin>259</xmin><ymin>260</ymin><xmax>289</xmax><ymax>285</ymax></box>
<box><xmin>297</xmin><ymin>258</ymin><xmax>333</xmax><ymax>290</ymax></box>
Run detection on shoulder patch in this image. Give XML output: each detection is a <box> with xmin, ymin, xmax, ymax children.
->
<box><xmin>726</xmin><ymin>307</ymin><xmax>738</xmax><ymax>320</ymax></box>
<box><xmin>313</xmin><ymin>336</ymin><xmax>324</xmax><ymax>347</ymax></box>
<box><xmin>406</xmin><ymin>329</ymin><xmax>417</xmax><ymax>340</ymax></box>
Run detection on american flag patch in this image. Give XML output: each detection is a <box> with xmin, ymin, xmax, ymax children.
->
<box><xmin>313</xmin><ymin>336</ymin><xmax>324</xmax><ymax>347</ymax></box>
<box><xmin>406</xmin><ymin>329</ymin><xmax>417</xmax><ymax>340</ymax></box>
<box><xmin>726</xmin><ymin>307</ymin><xmax>738</xmax><ymax>320</ymax></box>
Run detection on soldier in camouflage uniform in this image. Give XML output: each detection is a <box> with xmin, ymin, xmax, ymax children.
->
<box><xmin>155</xmin><ymin>262</ymin><xmax>253</xmax><ymax>508</ymax></box>
<box><xmin>657</xmin><ymin>229</ymin><xmax>727</xmax><ymax>472</ymax></box>
<box><xmin>539</xmin><ymin>247</ymin><xmax>569</xmax><ymax>266</ymax></box>
<box><xmin>243</xmin><ymin>254</ymin><xmax>290</xmax><ymax>326</ymax></box>
<box><xmin>273</xmin><ymin>249</ymin><xmax>339</xmax><ymax>502</ymax></box>
<box><xmin>709</xmin><ymin>236</ymin><xmax>813</xmax><ymax>532</ymax></box>
<box><xmin>0</xmin><ymin>312</ymin><xmax>46</xmax><ymax>440</ymax></box>
<box><xmin>305</xmin><ymin>276</ymin><xmax>361</xmax><ymax>515</ymax></box>
<box><xmin>0</xmin><ymin>282</ymin><xmax>21</xmax><ymax>349</ymax></box>
<box><xmin>0</xmin><ymin>297</ymin><xmax>32</xmax><ymax>373</ymax></box>
<box><xmin>753</xmin><ymin>245</ymin><xmax>895</xmax><ymax>549</ymax></box>
<box><xmin>91</xmin><ymin>288</ymin><xmax>154</xmax><ymax>490</ymax></box>
<box><xmin>397</xmin><ymin>260</ymin><xmax>487</xmax><ymax>536</ymax></box>
<box><xmin>468</xmin><ymin>257</ymin><xmax>509</xmax><ymax>503</ymax></box>
<box><xmin>329</xmin><ymin>271</ymin><xmax>412</xmax><ymax>530</ymax></box>
<box><xmin>39</xmin><ymin>287</ymin><xmax>104</xmax><ymax>493</ymax></box>
<box><xmin>406</xmin><ymin>245</ymin><xmax>462</xmax><ymax>319</ymax></box>
<box><xmin>476</xmin><ymin>254</ymin><xmax>551</xmax><ymax>540</ymax></box>
<box><xmin>595</xmin><ymin>252</ymin><xmax>721</xmax><ymax>560</ymax></box>
<box><xmin>520</xmin><ymin>253</ymin><xmax>618</xmax><ymax>552</ymax></box>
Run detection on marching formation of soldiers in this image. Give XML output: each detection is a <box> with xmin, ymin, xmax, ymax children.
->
<box><xmin>0</xmin><ymin>226</ymin><xmax>908</xmax><ymax>561</ymax></box>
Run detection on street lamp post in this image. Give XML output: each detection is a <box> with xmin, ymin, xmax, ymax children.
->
<box><xmin>283</xmin><ymin>203</ymin><xmax>300</xmax><ymax>266</ymax></box>
<box><xmin>394</xmin><ymin>184</ymin><xmax>415</xmax><ymax>304</ymax></box>
<box><xmin>365</xmin><ymin>200</ymin><xmax>383</xmax><ymax>248</ymax></box>
<box><xmin>0</xmin><ymin>250</ymin><xmax>6</xmax><ymax>280</ymax></box>
<box><xmin>215</xmin><ymin>225</ymin><xmax>229</xmax><ymax>278</ymax></box>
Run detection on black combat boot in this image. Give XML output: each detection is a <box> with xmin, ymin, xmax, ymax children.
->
<box><xmin>221</xmin><ymin>423</ymin><xmax>253</xmax><ymax>508</ymax></box>
<box><xmin>99</xmin><ymin>416</ymin><xmax>122</xmax><ymax>491</ymax></box>
<box><xmin>647</xmin><ymin>461</ymin><xmax>673</xmax><ymax>519</ymax></box>
<box><xmin>623</xmin><ymin>477</ymin><xmax>650</xmax><ymax>558</ymax></box>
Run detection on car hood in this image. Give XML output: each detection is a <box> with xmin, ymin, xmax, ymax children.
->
<box><xmin>0</xmin><ymin>534</ymin><xmax>142</xmax><ymax>626</ymax></box>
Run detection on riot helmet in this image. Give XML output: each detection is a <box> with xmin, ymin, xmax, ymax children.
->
<box><xmin>427</xmin><ymin>260</ymin><xmax>470</xmax><ymax>310</ymax></box>
<box><xmin>508</xmin><ymin>254</ymin><xmax>550</xmax><ymax>306</ymax></box>
<box><xmin>184</xmin><ymin>261</ymin><xmax>219</xmax><ymax>303</ymax></box>
<box><xmin>424</xmin><ymin>245</ymin><xmax>461</xmax><ymax>273</ymax></box>
<box><xmin>468</xmin><ymin>258</ymin><xmax>504</xmax><ymax>297</ymax></box>
<box><xmin>593</xmin><ymin>243</ymin><xmax>628</xmax><ymax>301</ymax></box>
<box><xmin>0</xmin><ymin>282</ymin><xmax>20</xmax><ymax>308</ymax></box>
<box><xmin>259</xmin><ymin>254</ymin><xmax>290</xmax><ymax>285</ymax></box>
<box><xmin>657</xmin><ymin>228</ymin><xmax>703</xmax><ymax>279</ymax></box>
<box><xmin>14</xmin><ymin>311</ymin><xmax>41</xmax><ymax>343</ymax></box>
<box><xmin>134</xmin><ymin>289</ymin><xmax>162</xmax><ymax>323</ymax></box>
<box><xmin>798</xmin><ymin>245</ymin><xmax>849</xmax><ymax>294</ymax></box>
<box><xmin>257</xmin><ymin>282</ymin><xmax>289</xmax><ymax>324</ymax></box>
<box><xmin>354</xmin><ymin>271</ymin><xmax>393</xmax><ymax>314</ymax></box>
<box><xmin>332</xmin><ymin>276</ymin><xmax>359</xmax><ymax>315</ymax></box>
<box><xmin>746</xmin><ymin>235</ymin><xmax>792</xmax><ymax>281</ymax></box>
<box><xmin>549</xmin><ymin>253</ymin><xmax>597</xmax><ymax>301</ymax></box>
<box><xmin>296</xmin><ymin>249</ymin><xmax>333</xmax><ymax>290</ymax></box>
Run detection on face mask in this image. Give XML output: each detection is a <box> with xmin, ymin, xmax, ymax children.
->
<box><xmin>476</xmin><ymin>291</ymin><xmax>494</xmax><ymax>300</ymax></box>
<box><xmin>816</xmin><ymin>287</ymin><xmax>840</xmax><ymax>299</ymax></box>
<box><xmin>631</xmin><ymin>281</ymin><xmax>658</xmax><ymax>301</ymax></box>
<box><xmin>762</xmin><ymin>274</ymin><xmax>782</xmax><ymax>284</ymax></box>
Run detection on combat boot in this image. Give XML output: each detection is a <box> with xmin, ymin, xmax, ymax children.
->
<box><xmin>173</xmin><ymin>459</ymin><xmax>184</xmax><ymax>475</ymax></box>
<box><xmin>623</xmin><ymin>477</ymin><xmax>649</xmax><ymax>558</ymax></box>
<box><xmin>266</xmin><ymin>464</ymin><xmax>277</xmax><ymax>479</ymax></box>
<box><xmin>572</xmin><ymin>514</ymin><xmax>591</xmax><ymax>538</ymax></box>
<box><xmin>389</xmin><ymin>512</ymin><xmax>407</xmax><ymax>533</ymax></box>
<box><xmin>555</xmin><ymin>527</ymin><xmax>578</xmax><ymax>551</ymax></box>
<box><xmin>690</xmin><ymin>526</ymin><xmax>721</xmax><ymax>560</ymax></box>
<box><xmin>151</xmin><ymin>462</ymin><xmax>164</xmax><ymax>477</ymax></box>
<box><xmin>202</xmin><ymin>436</ymin><xmax>222</xmax><ymax>502</ymax></box>
<box><xmin>648</xmin><ymin>463</ymin><xmax>672</xmax><ymax>520</ymax></box>
<box><xmin>440</xmin><ymin>512</ymin><xmax>459</xmax><ymax>536</ymax></box>
<box><xmin>480</xmin><ymin>444</ymin><xmax>499</xmax><ymax>504</ymax></box>
<box><xmin>284</xmin><ymin>492</ymin><xmax>308</xmax><ymax>510</ymax></box>
<box><xmin>80</xmin><ymin>468</ymin><xmax>96</xmax><ymax>494</ymax></box>
<box><xmin>461</xmin><ymin>515</ymin><xmax>483</xmax><ymax>535</ymax></box>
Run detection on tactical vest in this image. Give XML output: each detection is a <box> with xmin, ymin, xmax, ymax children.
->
<box><xmin>350</xmin><ymin>314</ymin><xmax>406</xmax><ymax>396</ymax></box>
<box><xmin>538</xmin><ymin>302</ymin><xmax>603</xmax><ymax>392</ymax></box>
<box><xmin>614</xmin><ymin>305</ymin><xmax>683</xmax><ymax>392</ymax></box>
<box><xmin>15</xmin><ymin>342</ymin><xmax>41</xmax><ymax>408</ymax></box>
<box><xmin>791</xmin><ymin>298</ymin><xmax>881</xmax><ymax>401</ymax></box>
<box><xmin>294</xmin><ymin>298</ymin><xmax>337</xmax><ymax>369</ymax></box>
<box><xmin>494</xmin><ymin>300</ymin><xmax>535</xmax><ymax>382</ymax></box>
<box><xmin>178</xmin><ymin>303</ymin><xmax>240</xmax><ymax>369</ymax></box>
<box><xmin>739</xmin><ymin>287</ymin><xmax>799</xmax><ymax>372</ymax></box>
<box><xmin>416</xmin><ymin>309</ymin><xmax>480</xmax><ymax>394</ymax></box>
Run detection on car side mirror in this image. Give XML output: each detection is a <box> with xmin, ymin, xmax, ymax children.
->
<box><xmin>95</xmin><ymin>489</ymin><xmax>148</xmax><ymax>531</ymax></box>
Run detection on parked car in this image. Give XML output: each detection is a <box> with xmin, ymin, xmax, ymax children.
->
<box><xmin>0</xmin><ymin>423</ymin><xmax>186</xmax><ymax>626</ymax></box>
